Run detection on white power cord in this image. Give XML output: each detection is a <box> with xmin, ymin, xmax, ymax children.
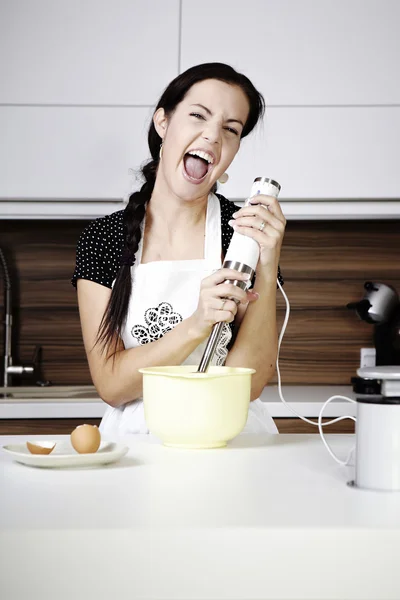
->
<box><xmin>276</xmin><ymin>278</ymin><xmax>356</xmax><ymax>465</ymax></box>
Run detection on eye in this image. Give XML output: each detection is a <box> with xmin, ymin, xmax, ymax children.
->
<box><xmin>190</xmin><ymin>112</ymin><xmax>205</xmax><ymax>120</ymax></box>
<box><xmin>224</xmin><ymin>126</ymin><xmax>239</xmax><ymax>136</ymax></box>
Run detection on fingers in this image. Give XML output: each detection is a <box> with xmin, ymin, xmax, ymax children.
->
<box><xmin>213</xmin><ymin>283</ymin><xmax>249</xmax><ymax>305</ymax></box>
<box><xmin>211</xmin><ymin>290</ymin><xmax>259</xmax><ymax>324</ymax></box>
<box><xmin>229</xmin><ymin>223</ymin><xmax>281</xmax><ymax>249</ymax></box>
<box><xmin>212</xmin><ymin>298</ymin><xmax>238</xmax><ymax>323</ymax></box>
<box><xmin>230</xmin><ymin>214</ymin><xmax>279</xmax><ymax>234</ymax></box>
<box><xmin>197</xmin><ymin>269</ymin><xmax>254</xmax><ymax>329</ymax></box>
<box><xmin>249</xmin><ymin>194</ymin><xmax>286</xmax><ymax>223</ymax></box>
<box><xmin>205</xmin><ymin>268</ymin><xmax>251</xmax><ymax>287</ymax></box>
<box><xmin>246</xmin><ymin>290</ymin><xmax>260</xmax><ymax>303</ymax></box>
<box><xmin>231</xmin><ymin>202</ymin><xmax>285</xmax><ymax>233</ymax></box>
<box><xmin>237</xmin><ymin>194</ymin><xmax>286</xmax><ymax>224</ymax></box>
<box><xmin>210</xmin><ymin>297</ymin><xmax>237</xmax><ymax>311</ymax></box>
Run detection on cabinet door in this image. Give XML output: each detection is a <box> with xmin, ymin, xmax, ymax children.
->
<box><xmin>181</xmin><ymin>0</ymin><xmax>399</xmax><ymax>106</ymax></box>
<box><xmin>1</xmin><ymin>106</ymin><xmax>399</xmax><ymax>202</ymax></box>
<box><xmin>219</xmin><ymin>107</ymin><xmax>400</xmax><ymax>200</ymax></box>
<box><xmin>0</xmin><ymin>0</ymin><xmax>180</xmax><ymax>105</ymax></box>
<box><xmin>0</xmin><ymin>106</ymin><xmax>150</xmax><ymax>199</ymax></box>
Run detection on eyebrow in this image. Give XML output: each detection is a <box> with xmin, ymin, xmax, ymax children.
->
<box><xmin>190</xmin><ymin>104</ymin><xmax>244</xmax><ymax>128</ymax></box>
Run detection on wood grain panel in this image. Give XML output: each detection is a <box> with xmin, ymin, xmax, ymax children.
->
<box><xmin>15</xmin><ymin>277</ymin><xmax>400</xmax><ymax>311</ymax></box>
<box><xmin>16</xmin><ymin>308</ymin><xmax>373</xmax><ymax>345</ymax></box>
<box><xmin>275</xmin><ymin>418</ymin><xmax>355</xmax><ymax>434</ymax></box>
<box><xmin>1</xmin><ymin>218</ymin><xmax>399</xmax><ymax>386</ymax></box>
<box><xmin>15</xmin><ymin>361</ymin><xmax>92</xmax><ymax>386</ymax></box>
<box><xmin>0</xmin><ymin>418</ymin><xmax>101</xmax><ymax>435</ymax></box>
<box><xmin>18</xmin><ymin>309</ymin><xmax>83</xmax><ymax>343</ymax></box>
<box><xmin>0</xmin><ymin>418</ymin><xmax>354</xmax><ymax>435</ymax></box>
<box><xmin>280</xmin><ymin>220</ymin><xmax>400</xmax><ymax>279</ymax></box>
<box><xmin>18</xmin><ymin>279</ymin><xmax>79</xmax><ymax>308</ymax></box>
<box><xmin>276</xmin><ymin>279</ymin><xmax>400</xmax><ymax>309</ymax></box>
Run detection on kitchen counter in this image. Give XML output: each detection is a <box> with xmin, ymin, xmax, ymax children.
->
<box><xmin>1</xmin><ymin>432</ymin><xmax>398</xmax><ymax>600</ymax></box>
<box><xmin>0</xmin><ymin>384</ymin><xmax>357</xmax><ymax>419</ymax></box>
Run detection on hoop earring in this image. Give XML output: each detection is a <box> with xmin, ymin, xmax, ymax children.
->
<box><xmin>218</xmin><ymin>172</ymin><xmax>229</xmax><ymax>184</ymax></box>
<box><xmin>159</xmin><ymin>143</ymin><xmax>163</xmax><ymax>160</ymax></box>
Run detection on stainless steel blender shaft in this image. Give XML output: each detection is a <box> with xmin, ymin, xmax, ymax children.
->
<box><xmin>197</xmin><ymin>261</ymin><xmax>254</xmax><ymax>373</ymax></box>
<box><xmin>197</xmin><ymin>321</ymin><xmax>225</xmax><ymax>373</ymax></box>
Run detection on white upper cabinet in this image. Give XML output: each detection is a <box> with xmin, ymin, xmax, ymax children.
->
<box><xmin>0</xmin><ymin>106</ymin><xmax>151</xmax><ymax>199</ymax></box>
<box><xmin>221</xmin><ymin>106</ymin><xmax>400</xmax><ymax>200</ymax></box>
<box><xmin>181</xmin><ymin>0</ymin><xmax>400</xmax><ymax>106</ymax></box>
<box><xmin>1</xmin><ymin>0</ymin><xmax>399</xmax><ymax>216</ymax></box>
<box><xmin>0</xmin><ymin>0</ymin><xmax>179</xmax><ymax>105</ymax></box>
<box><xmin>2</xmin><ymin>105</ymin><xmax>398</xmax><ymax>204</ymax></box>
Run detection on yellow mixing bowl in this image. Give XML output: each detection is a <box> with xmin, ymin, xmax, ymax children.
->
<box><xmin>139</xmin><ymin>365</ymin><xmax>255</xmax><ymax>448</ymax></box>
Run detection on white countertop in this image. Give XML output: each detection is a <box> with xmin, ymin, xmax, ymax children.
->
<box><xmin>1</xmin><ymin>432</ymin><xmax>399</xmax><ymax>600</ymax></box>
<box><xmin>0</xmin><ymin>385</ymin><xmax>357</xmax><ymax>419</ymax></box>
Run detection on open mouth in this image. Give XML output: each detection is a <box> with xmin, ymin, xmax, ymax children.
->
<box><xmin>183</xmin><ymin>150</ymin><xmax>214</xmax><ymax>184</ymax></box>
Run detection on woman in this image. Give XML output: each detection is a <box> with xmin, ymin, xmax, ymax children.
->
<box><xmin>71</xmin><ymin>62</ymin><xmax>286</xmax><ymax>436</ymax></box>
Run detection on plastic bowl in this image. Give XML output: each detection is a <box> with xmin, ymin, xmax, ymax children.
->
<box><xmin>139</xmin><ymin>365</ymin><xmax>255</xmax><ymax>448</ymax></box>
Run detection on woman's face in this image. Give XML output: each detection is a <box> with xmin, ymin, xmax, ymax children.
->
<box><xmin>154</xmin><ymin>79</ymin><xmax>250</xmax><ymax>201</ymax></box>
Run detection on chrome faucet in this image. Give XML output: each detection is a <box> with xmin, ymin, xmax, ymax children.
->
<box><xmin>0</xmin><ymin>247</ymin><xmax>49</xmax><ymax>388</ymax></box>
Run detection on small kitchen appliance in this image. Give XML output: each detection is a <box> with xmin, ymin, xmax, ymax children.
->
<box><xmin>330</xmin><ymin>366</ymin><xmax>400</xmax><ymax>492</ymax></box>
<box><xmin>197</xmin><ymin>177</ymin><xmax>281</xmax><ymax>372</ymax></box>
<box><xmin>347</xmin><ymin>281</ymin><xmax>400</xmax><ymax>367</ymax></box>
<box><xmin>319</xmin><ymin>282</ymin><xmax>400</xmax><ymax>491</ymax></box>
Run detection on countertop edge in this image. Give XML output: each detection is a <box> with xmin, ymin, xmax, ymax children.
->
<box><xmin>0</xmin><ymin>385</ymin><xmax>356</xmax><ymax>419</ymax></box>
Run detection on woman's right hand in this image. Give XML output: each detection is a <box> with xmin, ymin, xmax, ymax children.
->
<box><xmin>189</xmin><ymin>268</ymin><xmax>257</xmax><ymax>340</ymax></box>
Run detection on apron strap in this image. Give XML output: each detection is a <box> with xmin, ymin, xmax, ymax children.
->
<box><xmin>204</xmin><ymin>193</ymin><xmax>222</xmax><ymax>268</ymax></box>
<box><xmin>136</xmin><ymin>193</ymin><xmax>222</xmax><ymax>269</ymax></box>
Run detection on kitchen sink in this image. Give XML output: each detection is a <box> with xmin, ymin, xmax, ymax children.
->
<box><xmin>0</xmin><ymin>385</ymin><xmax>100</xmax><ymax>401</ymax></box>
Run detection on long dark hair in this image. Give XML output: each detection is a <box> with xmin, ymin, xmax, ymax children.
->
<box><xmin>96</xmin><ymin>62</ymin><xmax>265</xmax><ymax>356</ymax></box>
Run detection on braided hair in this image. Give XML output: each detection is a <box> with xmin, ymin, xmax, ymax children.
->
<box><xmin>97</xmin><ymin>62</ymin><xmax>266</xmax><ymax>356</ymax></box>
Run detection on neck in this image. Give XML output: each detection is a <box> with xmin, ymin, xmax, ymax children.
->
<box><xmin>148</xmin><ymin>174</ymin><xmax>209</xmax><ymax>234</ymax></box>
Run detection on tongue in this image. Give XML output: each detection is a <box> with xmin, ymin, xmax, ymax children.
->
<box><xmin>184</xmin><ymin>155</ymin><xmax>208</xmax><ymax>180</ymax></box>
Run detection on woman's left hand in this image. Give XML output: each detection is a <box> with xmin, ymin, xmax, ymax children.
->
<box><xmin>228</xmin><ymin>194</ymin><xmax>286</xmax><ymax>272</ymax></box>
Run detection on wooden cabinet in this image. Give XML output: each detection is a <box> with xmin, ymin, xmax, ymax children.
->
<box><xmin>0</xmin><ymin>418</ymin><xmax>355</xmax><ymax>435</ymax></box>
<box><xmin>0</xmin><ymin>419</ymin><xmax>101</xmax><ymax>435</ymax></box>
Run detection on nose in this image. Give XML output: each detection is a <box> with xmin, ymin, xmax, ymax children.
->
<box><xmin>202</xmin><ymin>122</ymin><xmax>221</xmax><ymax>145</ymax></box>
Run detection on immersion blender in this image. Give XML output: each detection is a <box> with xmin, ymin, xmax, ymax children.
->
<box><xmin>197</xmin><ymin>177</ymin><xmax>281</xmax><ymax>373</ymax></box>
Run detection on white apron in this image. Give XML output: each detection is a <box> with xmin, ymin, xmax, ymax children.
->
<box><xmin>99</xmin><ymin>193</ymin><xmax>278</xmax><ymax>437</ymax></box>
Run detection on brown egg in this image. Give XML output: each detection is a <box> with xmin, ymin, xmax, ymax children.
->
<box><xmin>70</xmin><ymin>424</ymin><xmax>101</xmax><ymax>454</ymax></box>
<box><xmin>27</xmin><ymin>441</ymin><xmax>56</xmax><ymax>455</ymax></box>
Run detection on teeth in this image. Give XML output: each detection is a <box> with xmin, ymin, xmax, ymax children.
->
<box><xmin>188</xmin><ymin>150</ymin><xmax>214</xmax><ymax>164</ymax></box>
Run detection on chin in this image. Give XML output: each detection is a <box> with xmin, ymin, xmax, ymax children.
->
<box><xmin>170</xmin><ymin>174</ymin><xmax>215</xmax><ymax>202</ymax></box>
<box><xmin>177</xmin><ymin>187</ymin><xmax>209</xmax><ymax>202</ymax></box>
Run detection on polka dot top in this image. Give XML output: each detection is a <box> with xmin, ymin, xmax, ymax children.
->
<box><xmin>71</xmin><ymin>193</ymin><xmax>284</xmax><ymax>288</ymax></box>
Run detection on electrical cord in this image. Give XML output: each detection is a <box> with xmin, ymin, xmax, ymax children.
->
<box><xmin>276</xmin><ymin>278</ymin><xmax>356</xmax><ymax>465</ymax></box>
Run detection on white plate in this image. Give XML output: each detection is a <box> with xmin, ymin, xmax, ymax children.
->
<box><xmin>2</xmin><ymin>440</ymin><xmax>129</xmax><ymax>468</ymax></box>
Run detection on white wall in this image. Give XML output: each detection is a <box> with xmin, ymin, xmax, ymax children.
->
<box><xmin>0</xmin><ymin>0</ymin><xmax>399</xmax><ymax>207</ymax></box>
